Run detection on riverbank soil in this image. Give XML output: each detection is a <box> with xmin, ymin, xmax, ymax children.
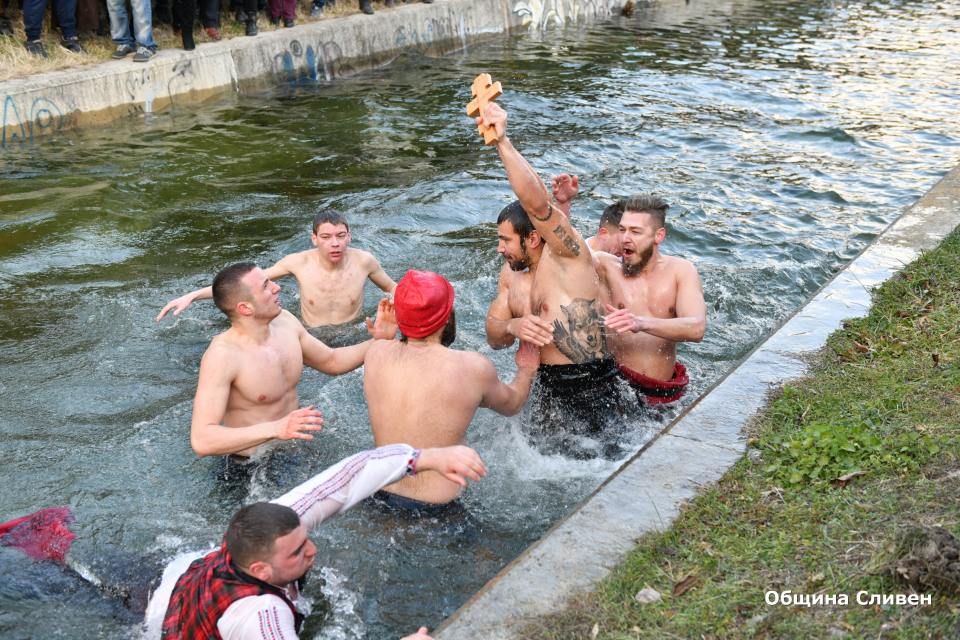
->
<box><xmin>527</xmin><ymin>228</ymin><xmax>960</xmax><ymax>639</ymax></box>
<box><xmin>0</xmin><ymin>0</ymin><xmax>393</xmax><ymax>82</ymax></box>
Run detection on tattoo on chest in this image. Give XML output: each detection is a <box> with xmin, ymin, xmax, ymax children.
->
<box><xmin>551</xmin><ymin>298</ymin><xmax>607</xmax><ymax>364</ymax></box>
<box><xmin>552</xmin><ymin>225</ymin><xmax>581</xmax><ymax>256</ymax></box>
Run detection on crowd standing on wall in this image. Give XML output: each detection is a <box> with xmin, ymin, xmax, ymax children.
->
<box><xmin>3</xmin><ymin>0</ymin><xmax>434</xmax><ymax>60</ymax></box>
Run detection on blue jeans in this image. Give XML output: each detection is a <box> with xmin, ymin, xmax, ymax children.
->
<box><xmin>107</xmin><ymin>0</ymin><xmax>156</xmax><ymax>49</ymax></box>
<box><xmin>23</xmin><ymin>0</ymin><xmax>76</xmax><ymax>40</ymax></box>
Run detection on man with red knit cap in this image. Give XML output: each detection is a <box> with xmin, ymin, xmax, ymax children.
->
<box><xmin>363</xmin><ymin>270</ymin><xmax>541</xmax><ymax>514</ymax></box>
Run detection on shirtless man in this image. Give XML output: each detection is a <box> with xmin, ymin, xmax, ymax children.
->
<box><xmin>485</xmin><ymin>200</ymin><xmax>554</xmax><ymax>350</ymax></box>
<box><xmin>363</xmin><ymin>270</ymin><xmax>540</xmax><ymax>510</ymax></box>
<box><xmin>157</xmin><ymin>208</ymin><xmax>397</xmax><ymax>328</ymax></box>
<box><xmin>476</xmin><ymin>103</ymin><xmax>625</xmax><ymax>449</ymax></box>
<box><xmin>596</xmin><ymin>195</ymin><xmax>706</xmax><ymax>406</ymax></box>
<box><xmin>587</xmin><ymin>200</ymin><xmax>625</xmax><ymax>256</ymax></box>
<box><xmin>190</xmin><ymin>261</ymin><xmax>396</xmax><ymax>458</ymax></box>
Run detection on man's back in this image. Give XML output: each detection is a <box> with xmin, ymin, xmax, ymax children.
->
<box><xmin>363</xmin><ymin>340</ymin><xmax>492</xmax><ymax>504</ymax></box>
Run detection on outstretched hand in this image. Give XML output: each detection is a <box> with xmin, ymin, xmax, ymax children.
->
<box><xmin>604</xmin><ymin>304</ymin><xmax>645</xmax><ymax>334</ymax></box>
<box><xmin>399</xmin><ymin>628</ymin><xmax>433</xmax><ymax>640</ymax></box>
<box><xmin>157</xmin><ymin>293</ymin><xmax>196</xmax><ymax>322</ymax></box>
<box><xmin>416</xmin><ymin>445</ymin><xmax>487</xmax><ymax>488</ymax></box>
<box><xmin>274</xmin><ymin>406</ymin><xmax>324</xmax><ymax>441</ymax></box>
<box><xmin>551</xmin><ymin>173</ymin><xmax>579</xmax><ymax>207</ymax></box>
<box><xmin>366</xmin><ymin>298</ymin><xmax>398</xmax><ymax>340</ymax></box>
<box><xmin>477</xmin><ymin>102</ymin><xmax>508</xmax><ymax>142</ymax></box>
<box><xmin>515</xmin><ymin>339</ymin><xmax>541</xmax><ymax>372</ymax></box>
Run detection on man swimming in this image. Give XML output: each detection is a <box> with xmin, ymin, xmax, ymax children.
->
<box><xmin>189</xmin><ymin>262</ymin><xmax>396</xmax><ymax>458</ymax></box>
<box><xmin>485</xmin><ymin>200</ymin><xmax>555</xmax><ymax>350</ymax></box>
<box><xmin>157</xmin><ymin>208</ymin><xmax>397</xmax><ymax>328</ymax></box>
<box><xmin>363</xmin><ymin>270</ymin><xmax>540</xmax><ymax>511</ymax></box>
<box><xmin>476</xmin><ymin>102</ymin><xmax>626</xmax><ymax>453</ymax></box>
<box><xmin>596</xmin><ymin>195</ymin><xmax>706</xmax><ymax>406</ymax></box>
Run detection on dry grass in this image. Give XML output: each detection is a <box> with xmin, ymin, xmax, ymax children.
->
<box><xmin>0</xmin><ymin>0</ymin><xmax>405</xmax><ymax>82</ymax></box>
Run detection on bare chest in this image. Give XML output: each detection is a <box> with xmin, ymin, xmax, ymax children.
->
<box><xmin>507</xmin><ymin>271</ymin><xmax>533</xmax><ymax>318</ymax></box>
<box><xmin>299</xmin><ymin>264</ymin><xmax>366</xmax><ymax>312</ymax></box>
<box><xmin>610</xmin><ymin>272</ymin><xmax>678</xmax><ymax>319</ymax></box>
<box><xmin>231</xmin><ymin>337</ymin><xmax>303</xmax><ymax>405</ymax></box>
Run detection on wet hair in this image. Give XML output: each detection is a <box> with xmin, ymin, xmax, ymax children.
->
<box><xmin>497</xmin><ymin>200</ymin><xmax>535</xmax><ymax>244</ymax></box>
<box><xmin>226</xmin><ymin>502</ymin><xmax>301</xmax><ymax>568</ymax></box>
<box><xmin>212</xmin><ymin>262</ymin><xmax>258</xmax><ymax>318</ymax></box>
<box><xmin>399</xmin><ymin>309</ymin><xmax>457</xmax><ymax>347</ymax></box>
<box><xmin>622</xmin><ymin>195</ymin><xmax>669</xmax><ymax>230</ymax></box>
<box><xmin>313</xmin><ymin>208</ymin><xmax>349</xmax><ymax>235</ymax></box>
<box><xmin>599</xmin><ymin>201</ymin><xmax>625</xmax><ymax>231</ymax></box>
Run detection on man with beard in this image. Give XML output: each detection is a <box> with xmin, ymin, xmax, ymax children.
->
<box><xmin>597</xmin><ymin>195</ymin><xmax>706</xmax><ymax>406</ymax></box>
<box><xmin>188</xmin><ymin>262</ymin><xmax>396</xmax><ymax>459</ymax></box>
<box><xmin>476</xmin><ymin>103</ymin><xmax>626</xmax><ymax>457</ymax></box>
<box><xmin>485</xmin><ymin>200</ymin><xmax>555</xmax><ymax>350</ymax></box>
<box><xmin>363</xmin><ymin>270</ymin><xmax>540</xmax><ymax>512</ymax></box>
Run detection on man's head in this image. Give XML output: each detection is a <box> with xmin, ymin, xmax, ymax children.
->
<box><xmin>212</xmin><ymin>263</ymin><xmax>282</xmax><ymax>321</ymax></box>
<box><xmin>311</xmin><ymin>208</ymin><xmax>351</xmax><ymax>264</ymax></box>
<box><xmin>226</xmin><ymin>502</ymin><xmax>316</xmax><ymax>587</ymax></box>
<box><xmin>619</xmin><ymin>194</ymin><xmax>669</xmax><ymax>277</ymax></box>
<box><xmin>595</xmin><ymin>201</ymin><xmax>625</xmax><ymax>256</ymax></box>
<box><xmin>394</xmin><ymin>270</ymin><xmax>456</xmax><ymax>346</ymax></box>
<box><xmin>496</xmin><ymin>200</ymin><xmax>542</xmax><ymax>272</ymax></box>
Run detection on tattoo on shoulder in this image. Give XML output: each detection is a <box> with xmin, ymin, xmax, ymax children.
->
<box><xmin>551</xmin><ymin>298</ymin><xmax>607</xmax><ymax>364</ymax></box>
<box><xmin>531</xmin><ymin>204</ymin><xmax>555</xmax><ymax>223</ymax></box>
<box><xmin>552</xmin><ymin>225</ymin><xmax>581</xmax><ymax>256</ymax></box>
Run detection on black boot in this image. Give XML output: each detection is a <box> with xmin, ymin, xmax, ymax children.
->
<box><xmin>359</xmin><ymin>0</ymin><xmax>373</xmax><ymax>13</ymax></box>
<box><xmin>181</xmin><ymin>28</ymin><xmax>195</xmax><ymax>50</ymax></box>
<box><xmin>246</xmin><ymin>11</ymin><xmax>258</xmax><ymax>35</ymax></box>
<box><xmin>235</xmin><ymin>5</ymin><xmax>244</xmax><ymax>22</ymax></box>
<box><xmin>0</xmin><ymin>14</ymin><xmax>14</xmax><ymax>36</ymax></box>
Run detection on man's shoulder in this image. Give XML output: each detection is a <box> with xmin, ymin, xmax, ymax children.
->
<box><xmin>348</xmin><ymin>247</ymin><xmax>380</xmax><ymax>269</ymax></box>
<box><xmin>660</xmin><ymin>254</ymin><xmax>699</xmax><ymax>277</ymax></box>
<box><xmin>451</xmin><ymin>349</ymin><xmax>496</xmax><ymax>376</ymax></box>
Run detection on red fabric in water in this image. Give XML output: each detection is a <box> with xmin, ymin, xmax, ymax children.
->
<box><xmin>0</xmin><ymin>508</ymin><xmax>76</xmax><ymax>562</ymax></box>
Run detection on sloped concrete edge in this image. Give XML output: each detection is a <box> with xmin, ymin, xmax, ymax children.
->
<box><xmin>0</xmin><ymin>0</ymin><xmax>629</xmax><ymax>147</ymax></box>
<box><xmin>434</xmin><ymin>167</ymin><xmax>960</xmax><ymax>640</ymax></box>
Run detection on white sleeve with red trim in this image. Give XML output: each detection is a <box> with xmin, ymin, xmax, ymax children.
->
<box><xmin>271</xmin><ymin>444</ymin><xmax>421</xmax><ymax>532</ymax></box>
<box><xmin>218</xmin><ymin>594</ymin><xmax>298</xmax><ymax>640</ymax></box>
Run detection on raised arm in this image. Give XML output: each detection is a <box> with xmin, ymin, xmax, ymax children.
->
<box><xmin>480</xmin><ymin>103</ymin><xmax>586</xmax><ymax>261</ymax></box>
<box><xmin>604</xmin><ymin>261</ymin><xmax>706</xmax><ymax>343</ymax></box>
<box><xmin>156</xmin><ymin>258</ymin><xmax>297</xmax><ymax>322</ymax></box>
<box><xmin>551</xmin><ymin>173</ymin><xmax>579</xmax><ymax>218</ymax></box>
<box><xmin>190</xmin><ymin>346</ymin><xmax>323</xmax><ymax>457</ymax></box>
<box><xmin>478</xmin><ymin>341</ymin><xmax>540</xmax><ymax>416</ymax></box>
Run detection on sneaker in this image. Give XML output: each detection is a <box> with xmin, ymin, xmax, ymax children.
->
<box><xmin>111</xmin><ymin>43</ymin><xmax>136</xmax><ymax>58</ymax></box>
<box><xmin>24</xmin><ymin>39</ymin><xmax>48</xmax><ymax>58</ymax></box>
<box><xmin>283</xmin><ymin>18</ymin><xmax>294</xmax><ymax>27</ymax></box>
<box><xmin>132</xmin><ymin>45</ymin><xmax>156</xmax><ymax>62</ymax></box>
<box><xmin>0</xmin><ymin>16</ymin><xmax>13</xmax><ymax>36</ymax></box>
<box><xmin>245</xmin><ymin>12</ymin><xmax>258</xmax><ymax>35</ymax></box>
<box><xmin>60</xmin><ymin>37</ymin><xmax>89</xmax><ymax>54</ymax></box>
<box><xmin>269</xmin><ymin>15</ymin><xmax>280</xmax><ymax>25</ymax></box>
<box><xmin>359</xmin><ymin>0</ymin><xmax>373</xmax><ymax>13</ymax></box>
<box><xmin>205</xmin><ymin>26</ymin><xmax>221</xmax><ymax>40</ymax></box>
<box><xmin>309</xmin><ymin>4</ymin><xmax>323</xmax><ymax>17</ymax></box>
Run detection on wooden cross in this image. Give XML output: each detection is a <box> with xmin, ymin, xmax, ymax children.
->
<box><xmin>466</xmin><ymin>73</ymin><xmax>503</xmax><ymax>146</ymax></box>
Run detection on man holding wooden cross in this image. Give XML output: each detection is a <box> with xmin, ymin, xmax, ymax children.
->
<box><xmin>471</xmin><ymin>92</ymin><xmax>627</xmax><ymax>459</ymax></box>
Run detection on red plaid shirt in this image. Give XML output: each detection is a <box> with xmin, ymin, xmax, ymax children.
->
<box><xmin>161</xmin><ymin>541</ymin><xmax>304</xmax><ymax>640</ymax></box>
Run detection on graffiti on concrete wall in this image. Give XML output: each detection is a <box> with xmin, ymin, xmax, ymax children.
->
<box><xmin>2</xmin><ymin>96</ymin><xmax>63</xmax><ymax>148</ymax></box>
<box><xmin>275</xmin><ymin>38</ymin><xmax>357</xmax><ymax>85</ymax></box>
<box><xmin>513</xmin><ymin>0</ymin><xmax>617</xmax><ymax>28</ymax></box>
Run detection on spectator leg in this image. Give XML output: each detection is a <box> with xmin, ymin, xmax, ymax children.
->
<box><xmin>22</xmin><ymin>0</ymin><xmax>49</xmax><ymax>40</ymax></box>
<box><xmin>129</xmin><ymin>0</ymin><xmax>155</xmax><ymax>47</ymax></box>
<box><xmin>105</xmin><ymin>0</ymin><xmax>135</xmax><ymax>45</ymax></box>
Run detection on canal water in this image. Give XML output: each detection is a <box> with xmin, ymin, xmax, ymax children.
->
<box><xmin>1</xmin><ymin>0</ymin><xmax>958</xmax><ymax>637</ymax></box>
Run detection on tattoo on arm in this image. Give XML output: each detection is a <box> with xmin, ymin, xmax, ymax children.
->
<box><xmin>531</xmin><ymin>204</ymin><xmax>555</xmax><ymax>223</ymax></box>
<box><xmin>552</xmin><ymin>225</ymin><xmax>581</xmax><ymax>257</ymax></box>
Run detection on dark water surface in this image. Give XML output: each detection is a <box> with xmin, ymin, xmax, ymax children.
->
<box><xmin>1</xmin><ymin>0</ymin><xmax>959</xmax><ymax>637</ymax></box>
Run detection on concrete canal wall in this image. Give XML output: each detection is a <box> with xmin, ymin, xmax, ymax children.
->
<box><xmin>434</xmin><ymin>167</ymin><xmax>960</xmax><ymax>639</ymax></box>
<box><xmin>0</xmin><ymin>0</ymin><xmax>641</xmax><ymax>147</ymax></box>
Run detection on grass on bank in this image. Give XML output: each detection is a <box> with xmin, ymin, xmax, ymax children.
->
<box><xmin>527</xmin><ymin>228</ymin><xmax>960</xmax><ymax>640</ymax></box>
<box><xmin>0</xmin><ymin>0</ymin><xmax>405</xmax><ymax>82</ymax></box>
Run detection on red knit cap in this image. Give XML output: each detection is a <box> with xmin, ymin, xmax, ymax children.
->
<box><xmin>394</xmin><ymin>270</ymin><xmax>455</xmax><ymax>339</ymax></box>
